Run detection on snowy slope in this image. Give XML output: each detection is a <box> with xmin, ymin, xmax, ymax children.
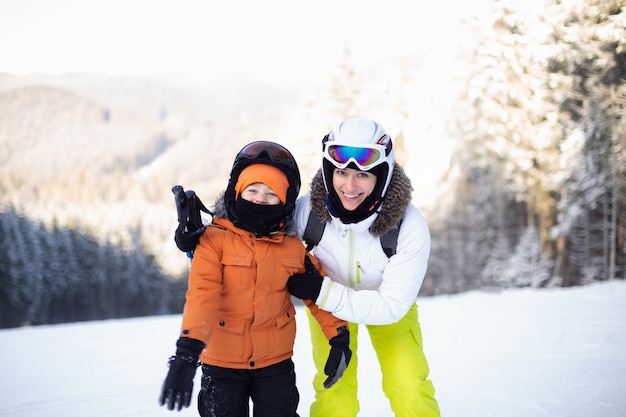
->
<box><xmin>1</xmin><ymin>280</ymin><xmax>625</xmax><ymax>417</ymax></box>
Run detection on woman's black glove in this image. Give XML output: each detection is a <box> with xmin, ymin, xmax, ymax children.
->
<box><xmin>159</xmin><ymin>337</ymin><xmax>205</xmax><ymax>411</ymax></box>
<box><xmin>287</xmin><ymin>255</ymin><xmax>324</xmax><ymax>301</ymax></box>
<box><xmin>323</xmin><ymin>326</ymin><xmax>352</xmax><ymax>389</ymax></box>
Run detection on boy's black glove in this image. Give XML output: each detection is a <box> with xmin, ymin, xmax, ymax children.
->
<box><xmin>172</xmin><ymin>185</ymin><xmax>210</xmax><ymax>253</ymax></box>
<box><xmin>174</xmin><ymin>224</ymin><xmax>205</xmax><ymax>253</ymax></box>
<box><xmin>159</xmin><ymin>337</ymin><xmax>205</xmax><ymax>411</ymax></box>
<box><xmin>324</xmin><ymin>326</ymin><xmax>352</xmax><ymax>389</ymax></box>
<box><xmin>287</xmin><ymin>255</ymin><xmax>324</xmax><ymax>301</ymax></box>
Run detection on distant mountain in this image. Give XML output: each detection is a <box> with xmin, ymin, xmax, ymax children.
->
<box><xmin>0</xmin><ymin>84</ymin><xmax>165</xmax><ymax>188</ymax></box>
<box><xmin>0</xmin><ymin>73</ymin><xmax>309</xmax><ymax>205</ymax></box>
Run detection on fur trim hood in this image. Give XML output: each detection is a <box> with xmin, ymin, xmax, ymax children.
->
<box><xmin>309</xmin><ymin>164</ymin><xmax>413</xmax><ymax>236</ymax></box>
<box><xmin>210</xmin><ymin>191</ymin><xmax>299</xmax><ymax>236</ymax></box>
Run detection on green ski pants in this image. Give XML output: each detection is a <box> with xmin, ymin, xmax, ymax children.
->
<box><xmin>305</xmin><ymin>304</ymin><xmax>441</xmax><ymax>417</ymax></box>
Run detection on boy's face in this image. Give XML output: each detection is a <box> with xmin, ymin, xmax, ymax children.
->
<box><xmin>240</xmin><ymin>182</ymin><xmax>282</xmax><ymax>205</ymax></box>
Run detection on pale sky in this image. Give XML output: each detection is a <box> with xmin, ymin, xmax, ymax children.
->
<box><xmin>0</xmin><ymin>0</ymin><xmax>451</xmax><ymax>85</ymax></box>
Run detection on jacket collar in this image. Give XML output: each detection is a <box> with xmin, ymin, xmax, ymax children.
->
<box><xmin>309</xmin><ymin>164</ymin><xmax>413</xmax><ymax>236</ymax></box>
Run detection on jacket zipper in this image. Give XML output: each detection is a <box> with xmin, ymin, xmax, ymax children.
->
<box><xmin>345</xmin><ymin>229</ymin><xmax>358</xmax><ymax>288</ymax></box>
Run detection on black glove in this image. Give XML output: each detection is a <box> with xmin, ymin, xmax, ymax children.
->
<box><xmin>172</xmin><ymin>186</ymin><xmax>210</xmax><ymax>253</ymax></box>
<box><xmin>159</xmin><ymin>337</ymin><xmax>205</xmax><ymax>411</ymax></box>
<box><xmin>323</xmin><ymin>326</ymin><xmax>352</xmax><ymax>389</ymax></box>
<box><xmin>174</xmin><ymin>224</ymin><xmax>206</xmax><ymax>253</ymax></box>
<box><xmin>287</xmin><ymin>255</ymin><xmax>324</xmax><ymax>301</ymax></box>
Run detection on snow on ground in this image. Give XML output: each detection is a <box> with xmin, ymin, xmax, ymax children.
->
<box><xmin>1</xmin><ymin>280</ymin><xmax>625</xmax><ymax>417</ymax></box>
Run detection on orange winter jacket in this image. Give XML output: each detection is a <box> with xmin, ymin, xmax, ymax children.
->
<box><xmin>180</xmin><ymin>216</ymin><xmax>347</xmax><ymax>370</ymax></box>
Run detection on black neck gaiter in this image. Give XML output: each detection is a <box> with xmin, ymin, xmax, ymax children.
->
<box><xmin>326</xmin><ymin>193</ymin><xmax>382</xmax><ymax>224</ymax></box>
<box><xmin>233</xmin><ymin>198</ymin><xmax>286</xmax><ymax>236</ymax></box>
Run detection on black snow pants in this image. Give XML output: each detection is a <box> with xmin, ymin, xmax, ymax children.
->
<box><xmin>198</xmin><ymin>358</ymin><xmax>300</xmax><ymax>417</ymax></box>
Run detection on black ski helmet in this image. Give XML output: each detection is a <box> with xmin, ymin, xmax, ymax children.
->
<box><xmin>224</xmin><ymin>141</ymin><xmax>301</xmax><ymax>222</ymax></box>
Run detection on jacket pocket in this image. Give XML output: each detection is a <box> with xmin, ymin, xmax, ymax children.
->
<box><xmin>276</xmin><ymin>255</ymin><xmax>305</xmax><ymax>292</ymax></box>
<box><xmin>410</xmin><ymin>323</ymin><xmax>423</xmax><ymax>347</ymax></box>
<box><xmin>222</xmin><ymin>253</ymin><xmax>253</xmax><ymax>290</ymax></box>
<box><xmin>277</xmin><ymin>255</ymin><xmax>304</xmax><ymax>276</ymax></box>
<box><xmin>253</xmin><ymin>304</ymin><xmax>297</xmax><ymax>361</ymax></box>
<box><xmin>206</xmin><ymin>314</ymin><xmax>249</xmax><ymax>363</ymax></box>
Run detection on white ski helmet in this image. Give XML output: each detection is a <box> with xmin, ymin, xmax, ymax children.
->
<box><xmin>322</xmin><ymin>117</ymin><xmax>395</xmax><ymax>200</ymax></box>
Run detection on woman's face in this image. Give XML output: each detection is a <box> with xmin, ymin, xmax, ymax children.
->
<box><xmin>332</xmin><ymin>167</ymin><xmax>377</xmax><ymax>211</ymax></box>
<box><xmin>240</xmin><ymin>182</ymin><xmax>281</xmax><ymax>205</ymax></box>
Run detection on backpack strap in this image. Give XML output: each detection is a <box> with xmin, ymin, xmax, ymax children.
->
<box><xmin>303</xmin><ymin>210</ymin><xmax>326</xmax><ymax>252</ymax></box>
<box><xmin>380</xmin><ymin>219</ymin><xmax>402</xmax><ymax>258</ymax></box>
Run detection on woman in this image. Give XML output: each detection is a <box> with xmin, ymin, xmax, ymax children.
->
<box><xmin>159</xmin><ymin>141</ymin><xmax>351</xmax><ymax>417</ymax></box>
<box><xmin>287</xmin><ymin>118</ymin><xmax>441</xmax><ymax>417</ymax></box>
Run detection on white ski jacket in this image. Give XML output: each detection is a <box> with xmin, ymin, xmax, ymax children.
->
<box><xmin>294</xmin><ymin>165</ymin><xmax>431</xmax><ymax>325</ymax></box>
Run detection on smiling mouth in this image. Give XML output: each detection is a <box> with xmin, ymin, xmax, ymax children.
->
<box><xmin>342</xmin><ymin>192</ymin><xmax>360</xmax><ymax>199</ymax></box>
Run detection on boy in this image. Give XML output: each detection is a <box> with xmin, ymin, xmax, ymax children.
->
<box><xmin>159</xmin><ymin>141</ymin><xmax>351</xmax><ymax>417</ymax></box>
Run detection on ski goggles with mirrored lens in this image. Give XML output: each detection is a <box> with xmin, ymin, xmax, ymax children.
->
<box><xmin>238</xmin><ymin>141</ymin><xmax>295</xmax><ymax>165</ymax></box>
<box><xmin>323</xmin><ymin>143</ymin><xmax>387</xmax><ymax>170</ymax></box>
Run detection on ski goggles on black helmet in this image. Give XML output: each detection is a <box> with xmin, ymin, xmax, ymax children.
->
<box><xmin>237</xmin><ymin>141</ymin><xmax>295</xmax><ymax>165</ymax></box>
<box><xmin>323</xmin><ymin>142</ymin><xmax>389</xmax><ymax>171</ymax></box>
